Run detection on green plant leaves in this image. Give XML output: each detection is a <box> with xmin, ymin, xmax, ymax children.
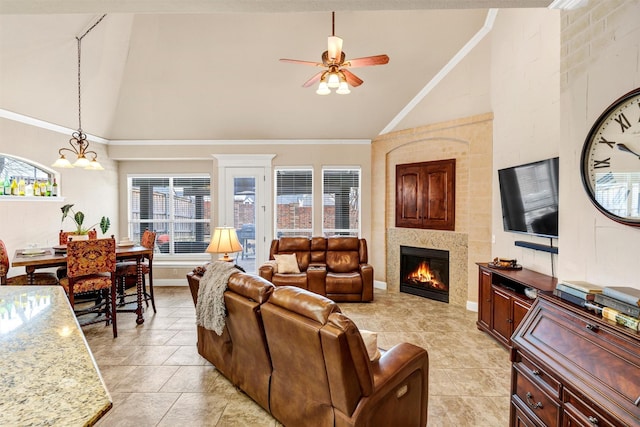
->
<box><xmin>60</xmin><ymin>204</ymin><xmax>74</xmax><ymax>222</ymax></box>
<box><xmin>100</xmin><ymin>216</ymin><xmax>111</xmax><ymax>234</ymax></box>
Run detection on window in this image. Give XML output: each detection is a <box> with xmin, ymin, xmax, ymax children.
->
<box><xmin>275</xmin><ymin>169</ymin><xmax>312</xmax><ymax>238</ymax></box>
<box><xmin>0</xmin><ymin>154</ymin><xmax>56</xmax><ymax>196</ymax></box>
<box><xmin>128</xmin><ymin>176</ymin><xmax>211</xmax><ymax>256</ymax></box>
<box><xmin>323</xmin><ymin>168</ymin><xmax>360</xmax><ymax>236</ymax></box>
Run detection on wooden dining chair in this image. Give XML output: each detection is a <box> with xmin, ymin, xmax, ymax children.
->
<box><xmin>116</xmin><ymin>230</ymin><xmax>157</xmax><ymax>313</ymax></box>
<box><xmin>59</xmin><ymin>238</ymin><xmax>118</xmax><ymax>338</ymax></box>
<box><xmin>0</xmin><ymin>239</ymin><xmax>59</xmax><ymax>286</ymax></box>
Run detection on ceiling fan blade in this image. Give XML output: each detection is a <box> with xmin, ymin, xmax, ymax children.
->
<box><xmin>344</xmin><ymin>54</ymin><xmax>390</xmax><ymax>68</ymax></box>
<box><xmin>280</xmin><ymin>58</ymin><xmax>324</xmax><ymax>67</ymax></box>
<box><xmin>302</xmin><ymin>71</ymin><xmax>325</xmax><ymax>88</ymax></box>
<box><xmin>327</xmin><ymin>36</ymin><xmax>343</xmax><ymax>64</ymax></box>
<box><xmin>342</xmin><ymin>69</ymin><xmax>363</xmax><ymax>87</ymax></box>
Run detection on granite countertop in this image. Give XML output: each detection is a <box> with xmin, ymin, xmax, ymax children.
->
<box><xmin>0</xmin><ymin>286</ymin><xmax>112</xmax><ymax>426</ymax></box>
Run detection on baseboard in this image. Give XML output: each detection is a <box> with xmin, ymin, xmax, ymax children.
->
<box><xmin>155</xmin><ymin>279</ymin><xmax>188</xmax><ymax>286</ymax></box>
<box><xmin>466</xmin><ymin>301</ymin><xmax>478</xmax><ymax>312</ymax></box>
<box><xmin>374</xmin><ymin>280</ymin><xmax>387</xmax><ymax>290</ymax></box>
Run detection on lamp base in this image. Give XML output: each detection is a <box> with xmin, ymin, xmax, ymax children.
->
<box><xmin>218</xmin><ymin>254</ymin><xmax>234</xmax><ymax>262</ymax></box>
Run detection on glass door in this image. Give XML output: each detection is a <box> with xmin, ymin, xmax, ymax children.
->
<box><xmin>223</xmin><ymin>167</ymin><xmax>265</xmax><ymax>273</ymax></box>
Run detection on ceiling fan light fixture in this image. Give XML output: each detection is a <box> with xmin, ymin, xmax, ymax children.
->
<box><xmin>316</xmin><ymin>81</ymin><xmax>330</xmax><ymax>95</ymax></box>
<box><xmin>327</xmin><ymin>72</ymin><xmax>340</xmax><ymax>89</ymax></box>
<box><xmin>336</xmin><ymin>81</ymin><xmax>350</xmax><ymax>95</ymax></box>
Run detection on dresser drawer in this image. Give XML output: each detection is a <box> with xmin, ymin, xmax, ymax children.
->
<box><xmin>515</xmin><ymin>352</ymin><xmax>561</xmax><ymax>399</ymax></box>
<box><xmin>563</xmin><ymin>389</ymin><xmax>616</xmax><ymax>427</ymax></box>
<box><xmin>511</xmin><ymin>403</ymin><xmax>543</xmax><ymax>427</ymax></box>
<box><xmin>513</xmin><ymin>365</ymin><xmax>561</xmax><ymax>427</ymax></box>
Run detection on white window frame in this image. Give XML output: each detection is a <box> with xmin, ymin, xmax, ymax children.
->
<box><xmin>322</xmin><ymin>167</ymin><xmax>361</xmax><ymax>237</ymax></box>
<box><xmin>127</xmin><ymin>174</ymin><xmax>211</xmax><ymax>260</ymax></box>
<box><xmin>274</xmin><ymin>167</ymin><xmax>314</xmax><ymax>238</ymax></box>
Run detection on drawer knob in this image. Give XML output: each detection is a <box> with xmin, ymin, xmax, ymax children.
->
<box><xmin>525</xmin><ymin>392</ymin><xmax>543</xmax><ymax>410</ymax></box>
<box><xmin>532</xmin><ymin>369</ymin><xmax>540</xmax><ymax>376</ymax></box>
<box><xmin>588</xmin><ymin>416</ymin><xmax>599</xmax><ymax>425</ymax></box>
<box><xmin>586</xmin><ymin>323</ymin><xmax>599</xmax><ymax>332</ymax></box>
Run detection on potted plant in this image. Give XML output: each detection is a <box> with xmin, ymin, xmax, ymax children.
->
<box><xmin>61</xmin><ymin>203</ymin><xmax>111</xmax><ymax>236</ymax></box>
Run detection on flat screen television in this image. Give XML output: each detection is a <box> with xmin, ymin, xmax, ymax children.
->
<box><xmin>498</xmin><ymin>157</ymin><xmax>559</xmax><ymax>239</ymax></box>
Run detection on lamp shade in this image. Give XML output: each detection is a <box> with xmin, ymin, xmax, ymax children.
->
<box><xmin>206</xmin><ymin>226</ymin><xmax>243</xmax><ymax>262</ymax></box>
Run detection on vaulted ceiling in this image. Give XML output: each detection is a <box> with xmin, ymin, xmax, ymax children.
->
<box><xmin>0</xmin><ymin>1</ymin><xmax>561</xmax><ymax>141</ymax></box>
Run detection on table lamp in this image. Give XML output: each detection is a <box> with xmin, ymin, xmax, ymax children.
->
<box><xmin>206</xmin><ymin>226</ymin><xmax>243</xmax><ymax>262</ymax></box>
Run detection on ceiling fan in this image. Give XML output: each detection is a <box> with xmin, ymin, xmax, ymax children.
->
<box><xmin>280</xmin><ymin>12</ymin><xmax>390</xmax><ymax>95</ymax></box>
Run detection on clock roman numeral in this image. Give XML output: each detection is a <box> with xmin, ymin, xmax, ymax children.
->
<box><xmin>614</xmin><ymin>112</ymin><xmax>631</xmax><ymax>132</ymax></box>
<box><xmin>593</xmin><ymin>158</ymin><xmax>611</xmax><ymax>169</ymax></box>
<box><xmin>598</xmin><ymin>136</ymin><xmax>615</xmax><ymax>148</ymax></box>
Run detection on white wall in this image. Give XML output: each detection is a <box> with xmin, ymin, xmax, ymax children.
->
<box><xmin>490</xmin><ymin>8</ymin><xmax>561</xmax><ymax>275</ymax></box>
<box><xmin>559</xmin><ymin>0</ymin><xmax>640</xmax><ymax>287</ymax></box>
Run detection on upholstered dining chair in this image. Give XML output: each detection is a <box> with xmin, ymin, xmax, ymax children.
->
<box><xmin>116</xmin><ymin>229</ymin><xmax>157</xmax><ymax>313</ymax></box>
<box><xmin>57</xmin><ymin>229</ymin><xmax>98</xmax><ymax>279</ymax></box>
<box><xmin>0</xmin><ymin>239</ymin><xmax>59</xmax><ymax>286</ymax></box>
<box><xmin>59</xmin><ymin>238</ymin><xmax>118</xmax><ymax>338</ymax></box>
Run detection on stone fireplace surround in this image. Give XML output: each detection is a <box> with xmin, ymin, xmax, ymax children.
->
<box><xmin>388</xmin><ymin>228</ymin><xmax>468</xmax><ymax>307</ymax></box>
<box><xmin>371</xmin><ymin>113</ymin><xmax>493</xmax><ymax>308</ymax></box>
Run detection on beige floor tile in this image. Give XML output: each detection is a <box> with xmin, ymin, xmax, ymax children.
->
<box><xmin>85</xmin><ymin>286</ymin><xmax>511</xmax><ymax>426</ymax></box>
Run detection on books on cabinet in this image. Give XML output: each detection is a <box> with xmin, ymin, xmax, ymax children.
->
<box><xmin>554</xmin><ymin>280</ymin><xmax>639</xmax><ymax>332</ymax></box>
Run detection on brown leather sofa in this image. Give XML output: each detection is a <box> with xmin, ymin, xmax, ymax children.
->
<box><xmin>258</xmin><ymin>236</ymin><xmax>374</xmax><ymax>302</ymax></box>
<box><xmin>187</xmin><ymin>268</ymin><xmax>429</xmax><ymax>427</ymax></box>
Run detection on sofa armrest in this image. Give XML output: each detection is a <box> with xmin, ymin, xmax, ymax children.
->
<box><xmin>340</xmin><ymin>342</ymin><xmax>428</xmax><ymax>427</ymax></box>
<box><xmin>307</xmin><ymin>264</ymin><xmax>327</xmax><ymax>296</ymax></box>
<box><xmin>186</xmin><ymin>272</ymin><xmax>200</xmax><ymax>305</ymax></box>
<box><xmin>359</xmin><ymin>263</ymin><xmax>374</xmax><ymax>302</ymax></box>
<box><xmin>258</xmin><ymin>263</ymin><xmax>275</xmax><ymax>282</ymax></box>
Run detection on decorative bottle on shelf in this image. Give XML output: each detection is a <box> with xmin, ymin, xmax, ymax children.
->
<box><xmin>3</xmin><ymin>178</ymin><xmax>9</xmax><ymax>195</ymax></box>
<box><xmin>51</xmin><ymin>178</ymin><xmax>58</xmax><ymax>197</ymax></box>
<box><xmin>10</xmin><ymin>177</ymin><xmax>18</xmax><ymax>195</ymax></box>
<box><xmin>18</xmin><ymin>177</ymin><xmax>25</xmax><ymax>196</ymax></box>
<box><xmin>45</xmin><ymin>179</ymin><xmax>52</xmax><ymax>196</ymax></box>
<box><xmin>33</xmin><ymin>180</ymin><xmax>41</xmax><ymax>197</ymax></box>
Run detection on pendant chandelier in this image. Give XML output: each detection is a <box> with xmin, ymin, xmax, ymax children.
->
<box><xmin>52</xmin><ymin>15</ymin><xmax>106</xmax><ymax>171</ymax></box>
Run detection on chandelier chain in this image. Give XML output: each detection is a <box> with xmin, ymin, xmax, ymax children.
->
<box><xmin>76</xmin><ymin>14</ymin><xmax>106</xmax><ymax>133</ymax></box>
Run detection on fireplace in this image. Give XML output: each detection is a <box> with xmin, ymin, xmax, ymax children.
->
<box><xmin>400</xmin><ymin>245</ymin><xmax>450</xmax><ymax>303</ymax></box>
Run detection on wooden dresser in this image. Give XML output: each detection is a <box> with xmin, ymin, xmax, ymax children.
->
<box><xmin>476</xmin><ymin>263</ymin><xmax>557</xmax><ymax>349</ymax></box>
<box><xmin>510</xmin><ymin>293</ymin><xmax>640</xmax><ymax>427</ymax></box>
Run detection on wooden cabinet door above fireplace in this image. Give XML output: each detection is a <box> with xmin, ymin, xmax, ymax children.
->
<box><xmin>396</xmin><ymin>159</ymin><xmax>455</xmax><ymax>231</ymax></box>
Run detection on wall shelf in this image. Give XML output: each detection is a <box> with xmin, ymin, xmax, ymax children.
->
<box><xmin>514</xmin><ymin>240</ymin><xmax>558</xmax><ymax>254</ymax></box>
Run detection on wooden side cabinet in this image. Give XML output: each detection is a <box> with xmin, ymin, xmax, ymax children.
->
<box><xmin>476</xmin><ymin>263</ymin><xmax>557</xmax><ymax>349</ymax></box>
<box><xmin>395</xmin><ymin>159</ymin><xmax>455</xmax><ymax>231</ymax></box>
<box><xmin>510</xmin><ymin>294</ymin><xmax>640</xmax><ymax>427</ymax></box>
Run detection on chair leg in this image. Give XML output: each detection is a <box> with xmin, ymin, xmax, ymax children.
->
<box><xmin>142</xmin><ymin>275</ymin><xmax>149</xmax><ymax>308</ymax></box>
<box><xmin>148</xmin><ymin>269</ymin><xmax>156</xmax><ymax>313</ymax></box>
<box><xmin>118</xmin><ymin>276</ymin><xmax>126</xmax><ymax>306</ymax></box>
<box><xmin>110</xmin><ymin>282</ymin><xmax>118</xmax><ymax>338</ymax></box>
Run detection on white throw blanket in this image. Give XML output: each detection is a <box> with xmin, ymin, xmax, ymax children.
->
<box><xmin>195</xmin><ymin>261</ymin><xmax>241</xmax><ymax>335</ymax></box>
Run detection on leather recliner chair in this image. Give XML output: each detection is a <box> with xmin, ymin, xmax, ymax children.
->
<box><xmin>187</xmin><ymin>270</ymin><xmax>274</xmax><ymax>412</ymax></box>
<box><xmin>261</xmin><ymin>286</ymin><xmax>429</xmax><ymax>427</ymax></box>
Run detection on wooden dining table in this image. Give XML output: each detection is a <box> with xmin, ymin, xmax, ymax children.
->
<box><xmin>11</xmin><ymin>245</ymin><xmax>153</xmax><ymax>325</ymax></box>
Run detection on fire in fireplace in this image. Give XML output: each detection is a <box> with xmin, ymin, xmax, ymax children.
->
<box><xmin>400</xmin><ymin>246</ymin><xmax>450</xmax><ymax>303</ymax></box>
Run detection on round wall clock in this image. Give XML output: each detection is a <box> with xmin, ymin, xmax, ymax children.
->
<box><xmin>580</xmin><ymin>87</ymin><xmax>640</xmax><ymax>227</ymax></box>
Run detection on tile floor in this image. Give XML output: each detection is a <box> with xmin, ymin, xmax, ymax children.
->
<box><xmin>85</xmin><ymin>286</ymin><xmax>511</xmax><ymax>426</ymax></box>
